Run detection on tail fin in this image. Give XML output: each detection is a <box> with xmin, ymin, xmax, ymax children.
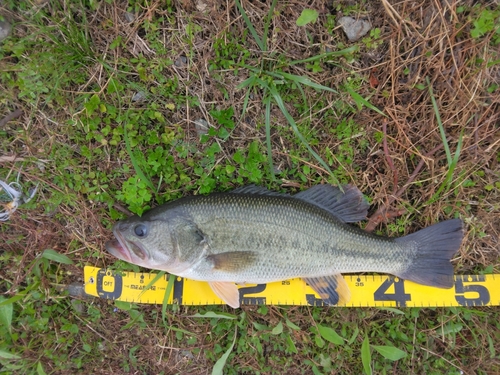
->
<box><xmin>396</xmin><ymin>219</ymin><xmax>463</xmax><ymax>288</ymax></box>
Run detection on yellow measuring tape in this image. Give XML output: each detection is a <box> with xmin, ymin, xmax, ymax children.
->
<box><xmin>83</xmin><ymin>266</ymin><xmax>498</xmax><ymax>307</ymax></box>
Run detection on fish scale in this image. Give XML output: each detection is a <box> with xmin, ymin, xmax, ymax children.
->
<box><xmin>106</xmin><ymin>184</ymin><xmax>464</xmax><ymax>308</ymax></box>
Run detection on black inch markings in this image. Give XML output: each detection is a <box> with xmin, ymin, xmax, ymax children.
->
<box><xmin>84</xmin><ymin>267</ymin><xmax>499</xmax><ymax>307</ymax></box>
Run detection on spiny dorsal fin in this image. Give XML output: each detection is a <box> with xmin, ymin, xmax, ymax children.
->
<box><xmin>304</xmin><ymin>274</ymin><xmax>351</xmax><ymax>306</ymax></box>
<box><xmin>231</xmin><ymin>185</ymin><xmax>288</xmax><ymax>197</ymax></box>
<box><xmin>295</xmin><ymin>184</ymin><xmax>369</xmax><ymax>223</ymax></box>
<box><xmin>232</xmin><ymin>184</ymin><xmax>369</xmax><ymax>223</ymax></box>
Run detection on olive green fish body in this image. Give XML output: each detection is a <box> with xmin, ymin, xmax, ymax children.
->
<box><xmin>171</xmin><ymin>194</ymin><xmax>404</xmax><ymax>282</ymax></box>
<box><xmin>106</xmin><ymin>185</ymin><xmax>464</xmax><ymax>307</ymax></box>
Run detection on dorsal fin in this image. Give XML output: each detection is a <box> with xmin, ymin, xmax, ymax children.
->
<box><xmin>294</xmin><ymin>184</ymin><xmax>369</xmax><ymax>223</ymax></box>
<box><xmin>232</xmin><ymin>184</ymin><xmax>369</xmax><ymax>223</ymax></box>
<box><xmin>231</xmin><ymin>185</ymin><xmax>288</xmax><ymax>197</ymax></box>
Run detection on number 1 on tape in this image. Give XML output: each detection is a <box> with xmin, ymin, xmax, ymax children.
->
<box><xmin>83</xmin><ymin>267</ymin><xmax>499</xmax><ymax>307</ymax></box>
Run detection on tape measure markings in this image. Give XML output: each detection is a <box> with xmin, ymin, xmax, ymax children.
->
<box><xmin>84</xmin><ymin>266</ymin><xmax>499</xmax><ymax>307</ymax></box>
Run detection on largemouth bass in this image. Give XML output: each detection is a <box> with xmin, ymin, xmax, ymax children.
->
<box><xmin>106</xmin><ymin>185</ymin><xmax>463</xmax><ymax>308</ymax></box>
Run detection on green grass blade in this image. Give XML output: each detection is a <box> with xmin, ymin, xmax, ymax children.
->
<box><xmin>268</xmin><ymin>71</ymin><xmax>308</xmax><ymax>111</ymax></box>
<box><xmin>0</xmin><ymin>296</ymin><xmax>13</xmax><ymax>335</ymax></box>
<box><xmin>260</xmin><ymin>79</ymin><xmax>340</xmax><ymax>185</ymax></box>
<box><xmin>262</xmin><ymin>0</ymin><xmax>278</xmax><ymax>51</ymax></box>
<box><xmin>191</xmin><ymin>311</ymin><xmax>237</xmax><ymax>319</ymax></box>
<box><xmin>212</xmin><ymin>326</ymin><xmax>237</xmax><ymax>375</ymax></box>
<box><xmin>294</xmin><ymin>81</ymin><xmax>307</xmax><ymax>109</ymax></box>
<box><xmin>264</xmin><ymin>95</ymin><xmax>275</xmax><ymax>179</ymax></box>
<box><xmin>162</xmin><ymin>273</ymin><xmax>176</xmax><ymax>325</ymax></box>
<box><xmin>317</xmin><ymin>324</ymin><xmax>343</xmax><ymax>345</ymax></box>
<box><xmin>237</xmin><ymin>75</ymin><xmax>258</xmax><ymax>90</ymax></box>
<box><xmin>238</xmin><ymin>75</ymin><xmax>257</xmax><ymax>123</ymax></box>
<box><xmin>361</xmin><ymin>336</ymin><xmax>372</xmax><ymax>375</ymax></box>
<box><xmin>36</xmin><ymin>361</ymin><xmax>47</xmax><ymax>375</ymax></box>
<box><xmin>137</xmin><ymin>271</ymin><xmax>165</xmax><ymax>300</ymax></box>
<box><xmin>372</xmin><ymin>345</ymin><xmax>407</xmax><ymax>361</ymax></box>
<box><xmin>0</xmin><ymin>349</ymin><xmax>21</xmax><ymax>360</ymax></box>
<box><xmin>272</xmin><ymin>91</ymin><xmax>332</xmax><ymax>176</ymax></box>
<box><xmin>240</xmin><ymin>64</ymin><xmax>261</xmax><ymax>74</ymax></box>
<box><xmin>289</xmin><ymin>46</ymin><xmax>358</xmax><ymax>65</ymax></box>
<box><xmin>427</xmin><ymin>76</ymin><xmax>452</xmax><ymax>166</ymax></box>
<box><xmin>264</xmin><ymin>96</ymin><xmax>275</xmax><ymax>179</ymax></box>
<box><xmin>114</xmin><ymin>301</ymin><xmax>133</xmax><ymax>311</ymax></box>
<box><xmin>426</xmin><ymin>130</ymin><xmax>464</xmax><ymax>205</ymax></box>
<box><xmin>41</xmin><ymin>249</ymin><xmax>74</xmax><ymax>265</ymax></box>
<box><xmin>0</xmin><ymin>294</ymin><xmax>26</xmax><ymax>306</ymax></box>
<box><xmin>123</xmin><ymin>123</ymin><xmax>156</xmax><ymax>193</ymax></box>
<box><xmin>344</xmin><ymin>85</ymin><xmax>385</xmax><ymax>117</ymax></box>
<box><xmin>276</xmin><ymin>71</ymin><xmax>338</xmax><ymax>93</ymax></box>
<box><xmin>235</xmin><ymin>0</ymin><xmax>264</xmax><ymax>51</ymax></box>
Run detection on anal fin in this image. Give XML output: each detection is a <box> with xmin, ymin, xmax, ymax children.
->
<box><xmin>304</xmin><ymin>274</ymin><xmax>351</xmax><ymax>306</ymax></box>
<box><xmin>209</xmin><ymin>281</ymin><xmax>240</xmax><ymax>308</ymax></box>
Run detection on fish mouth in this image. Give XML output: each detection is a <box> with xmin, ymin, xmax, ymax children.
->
<box><xmin>105</xmin><ymin>228</ymin><xmax>147</xmax><ymax>262</ymax></box>
<box><xmin>105</xmin><ymin>238</ymin><xmax>133</xmax><ymax>263</ymax></box>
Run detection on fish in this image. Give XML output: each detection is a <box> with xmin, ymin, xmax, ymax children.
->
<box><xmin>105</xmin><ymin>184</ymin><xmax>464</xmax><ymax>308</ymax></box>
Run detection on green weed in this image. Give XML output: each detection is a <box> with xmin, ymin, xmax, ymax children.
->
<box><xmin>362</xmin><ymin>28</ymin><xmax>383</xmax><ymax>49</ymax></box>
<box><xmin>426</xmin><ymin>76</ymin><xmax>464</xmax><ymax>205</ymax></box>
<box><xmin>296</xmin><ymin>9</ymin><xmax>319</xmax><ymax>26</ymax></box>
<box><xmin>470</xmin><ymin>7</ymin><xmax>500</xmax><ymax>43</ymax></box>
<box><xmin>224</xmin><ymin>0</ymin><xmax>384</xmax><ymax>183</ymax></box>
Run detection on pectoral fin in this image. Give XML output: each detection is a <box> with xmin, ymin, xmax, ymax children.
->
<box><xmin>304</xmin><ymin>274</ymin><xmax>351</xmax><ymax>306</ymax></box>
<box><xmin>206</xmin><ymin>251</ymin><xmax>257</xmax><ymax>272</ymax></box>
<box><xmin>209</xmin><ymin>281</ymin><xmax>240</xmax><ymax>308</ymax></box>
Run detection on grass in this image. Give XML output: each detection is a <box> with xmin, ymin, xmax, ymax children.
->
<box><xmin>234</xmin><ymin>0</ymin><xmax>383</xmax><ymax>183</ymax></box>
<box><xmin>1</xmin><ymin>0</ymin><xmax>500</xmax><ymax>374</ymax></box>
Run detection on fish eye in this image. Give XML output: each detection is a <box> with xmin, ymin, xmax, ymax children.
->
<box><xmin>134</xmin><ymin>224</ymin><xmax>148</xmax><ymax>238</ymax></box>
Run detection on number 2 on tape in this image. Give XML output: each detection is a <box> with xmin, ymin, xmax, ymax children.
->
<box><xmin>239</xmin><ymin>284</ymin><xmax>267</xmax><ymax>305</ymax></box>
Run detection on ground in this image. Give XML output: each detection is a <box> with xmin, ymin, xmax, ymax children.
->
<box><xmin>0</xmin><ymin>0</ymin><xmax>499</xmax><ymax>374</ymax></box>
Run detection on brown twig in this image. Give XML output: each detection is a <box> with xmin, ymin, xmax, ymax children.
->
<box><xmin>0</xmin><ymin>156</ymin><xmax>25</xmax><ymax>163</ymax></box>
<box><xmin>113</xmin><ymin>202</ymin><xmax>133</xmax><ymax>217</ymax></box>
<box><xmin>0</xmin><ymin>109</ymin><xmax>23</xmax><ymax>128</ymax></box>
<box><xmin>365</xmin><ymin>142</ymin><xmax>445</xmax><ymax>232</ymax></box>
